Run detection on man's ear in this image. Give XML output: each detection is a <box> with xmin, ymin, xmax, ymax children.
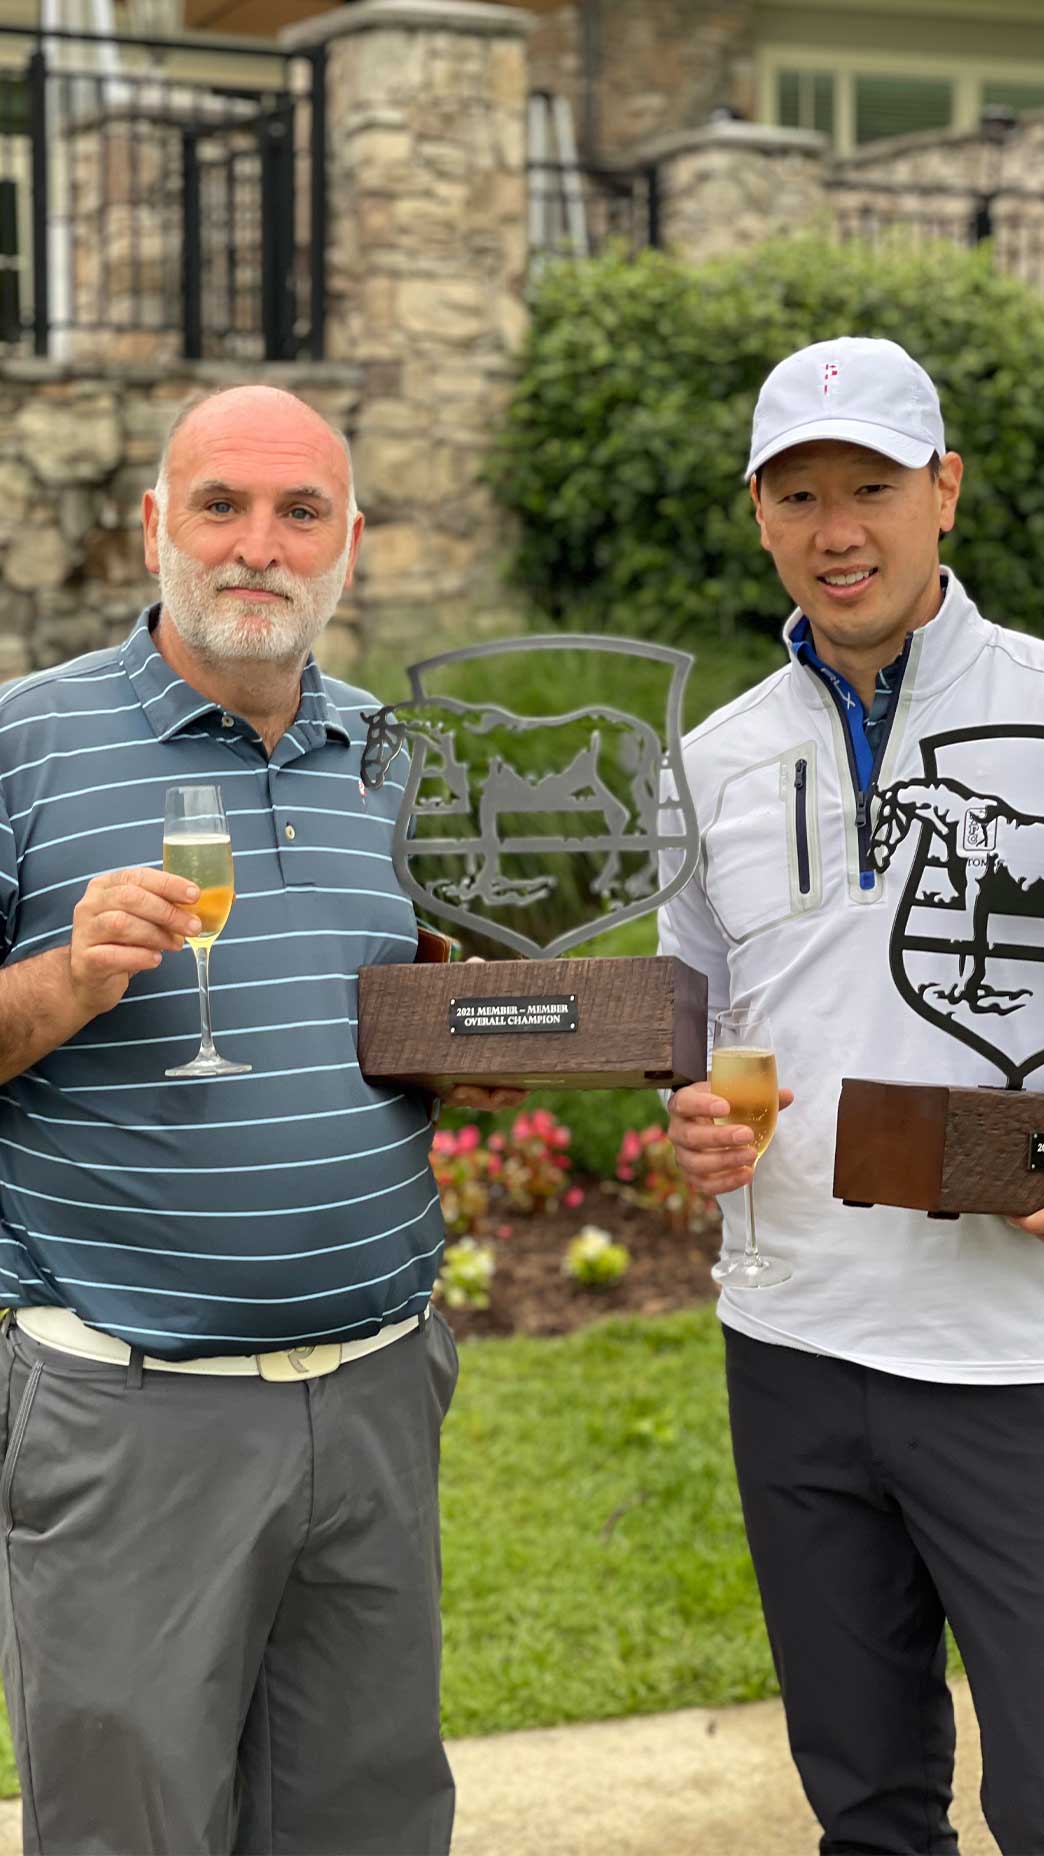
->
<box><xmin>936</xmin><ymin>451</ymin><xmax>963</xmax><ymax>537</ymax></box>
<box><xmin>750</xmin><ymin>475</ymin><xmax>772</xmax><ymax>554</ymax></box>
<box><xmin>343</xmin><ymin>511</ymin><xmax>366</xmax><ymax>591</ymax></box>
<box><xmin>142</xmin><ymin>489</ymin><xmax>161</xmax><ymax>577</ymax></box>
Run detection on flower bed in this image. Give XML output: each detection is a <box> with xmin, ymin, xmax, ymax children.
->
<box><xmin>432</xmin><ymin>1109</ymin><xmax>723</xmax><ymax>1340</ymax></box>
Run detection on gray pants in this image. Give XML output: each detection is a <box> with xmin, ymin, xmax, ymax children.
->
<box><xmin>0</xmin><ymin>1310</ymin><xmax>459</xmax><ymax>1856</ymax></box>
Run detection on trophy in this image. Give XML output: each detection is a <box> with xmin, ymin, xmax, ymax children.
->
<box><xmin>355</xmin><ymin>635</ymin><xmax>707</xmax><ymax>1093</ymax></box>
<box><xmin>833</xmin><ymin>725</ymin><xmax>1044</xmax><ymax>1218</ymax></box>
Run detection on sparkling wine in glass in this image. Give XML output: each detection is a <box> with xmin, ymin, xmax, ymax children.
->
<box><xmin>709</xmin><ymin>1009</ymin><xmax>789</xmax><ymax>1290</ymax></box>
<box><xmin>163</xmin><ymin>784</ymin><xmax>250</xmax><ymax>1079</ymax></box>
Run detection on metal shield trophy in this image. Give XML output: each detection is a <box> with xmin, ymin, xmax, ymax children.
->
<box><xmin>354</xmin><ymin>635</ymin><xmax>708</xmax><ymax>1093</ymax></box>
<box><xmin>833</xmin><ymin>725</ymin><xmax>1044</xmax><ymax>1216</ymax></box>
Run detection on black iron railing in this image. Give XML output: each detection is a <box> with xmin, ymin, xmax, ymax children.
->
<box><xmin>825</xmin><ymin>180</ymin><xmax>1044</xmax><ymax>291</ymax></box>
<box><xmin>0</xmin><ymin>22</ymin><xmax>326</xmax><ymax>360</ymax></box>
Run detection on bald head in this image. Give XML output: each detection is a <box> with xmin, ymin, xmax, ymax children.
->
<box><xmin>156</xmin><ymin>385</ymin><xmax>358</xmax><ymax>523</ymax></box>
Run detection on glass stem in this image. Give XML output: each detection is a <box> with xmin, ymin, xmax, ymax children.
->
<box><xmin>744</xmin><ymin>1175</ymin><xmax>762</xmax><ymax>1268</ymax></box>
<box><xmin>194</xmin><ymin>944</ymin><xmax>217</xmax><ymax>1059</ymax></box>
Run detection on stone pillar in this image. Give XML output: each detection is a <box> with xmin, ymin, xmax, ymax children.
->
<box><xmin>283</xmin><ymin>0</ymin><xmax>534</xmax><ymax>660</ymax></box>
<box><xmin>640</xmin><ymin>122</ymin><xmax>828</xmax><ymax>265</ymax></box>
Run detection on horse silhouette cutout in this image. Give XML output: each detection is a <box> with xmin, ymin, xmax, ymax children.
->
<box><xmin>871</xmin><ymin>777</ymin><xmax>1044</xmax><ymax>1017</ymax></box>
<box><xmin>361</xmin><ymin>698</ymin><xmax>664</xmax><ymax>916</ymax></box>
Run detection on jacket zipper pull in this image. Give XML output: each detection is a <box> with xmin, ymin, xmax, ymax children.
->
<box><xmin>855</xmin><ymin>793</ymin><xmax>868</xmax><ymax>830</ymax></box>
<box><xmin>794</xmin><ymin>759</ymin><xmax>807</xmax><ymax>796</ymax></box>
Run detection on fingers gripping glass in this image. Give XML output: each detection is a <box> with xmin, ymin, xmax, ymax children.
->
<box><xmin>163</xmin><ymin>785</ymin><xmax>250</xmax><ymax>1079</ymax></box>
<box><xmin>708</xmin><ymin>1009</ymin><xmax>789</xmax><ymax>1290</ymax></box>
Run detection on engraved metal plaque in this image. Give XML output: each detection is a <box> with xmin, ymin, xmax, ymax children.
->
<box><xmin>1030</xmin><ymin>1132</ymin><xmax>1044</xmax><ymax>1172</ymax></box>
<box><xmin>449</xmin><ymin>995</ymin><xmax>578</xmax><ymax>1036</ymax></box>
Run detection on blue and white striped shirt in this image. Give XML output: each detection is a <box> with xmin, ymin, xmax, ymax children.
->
<box><xmin>0</xmin><ymin>608</ymin><xmax>443</xmax><ymax>1359</ymax></box>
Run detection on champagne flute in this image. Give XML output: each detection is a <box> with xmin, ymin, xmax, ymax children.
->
<box><xmin>162</xmin><ymin>784</ymin><xmax>250</xmax><ymax>1079</ymax></box>
<box><xmin>709</xmin><ymin>1008</ymin><xmax>789</xmax><ymax>1290</ymax></box>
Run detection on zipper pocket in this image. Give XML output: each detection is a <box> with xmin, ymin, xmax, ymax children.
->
<box><xmin>794</xmin><ymin>758</ymin><xmax>811</xmax><ymax>895</ymax></box>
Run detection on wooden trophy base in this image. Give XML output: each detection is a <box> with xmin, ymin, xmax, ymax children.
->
<box><xmin>357</xmin><ymin>950</ymin><xmax>707</xmax><ymax>1093</ymax></box>
<box><xmin>833</xmin><ymin>1078</ymin><xmax>1044</xmax><ymax>1218</ymax></box>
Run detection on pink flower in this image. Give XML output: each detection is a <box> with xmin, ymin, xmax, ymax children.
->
<box><xmin>486</xmin><ymin>1154</ymin><xmax>503</xmax><ymax>1176</ymax></box>
<box><xmin>563</xmin><ymin>1186</ymin><xmax>584</xmax><ymax>1209</ymax></box>
<box><xmin>496</xmin><ymin>1223</ymin><xmax>513</xmax><ymax>1240</ymax></box>
<box><xmin>531</xmin><ymin>1109</ymin><xmax>555</xmax><ymax>1136</ymax></box>
<box><xmin>512</xmin><ymin>1114</ymin><xmax>531</xmax><ymax>1141</ymax></box>
<box><xmin>432</xmin><ymin>1131</ymin><xmax>455</xmax><ymax>1154</ymax></box>
<box><xmin>455</xmin><ymin>1124</ymin><xmax>481</xmax><ymax>1152</ymax></box>
<box><xmin>617</xmin><ymin>1164</ymin><xmax>635</xmax><ymax>1181</ymax></box>
<box><xmin>554</xmin><ymin>1153</ymin><xmax>570</xmax><ymax>1169</ymax></box>
<box><xmin>488</xmin><ymin>1134</ymin><xmax>505</xmax><ymax>1151</ymax></box>
<box><xmin>619</xmin><ymin>1130</ymin><xmax>642</xmax><ymax>1163</ymax></box>
<box><xmin>640</xmin><ymin>1125</ymin><xmax>663</xmax><ymax>1146</ymax></box>
<box><xmin>552</xmin><ymin>1127</ymin><xmax>571</xmax><ymax>1148</ymax></box>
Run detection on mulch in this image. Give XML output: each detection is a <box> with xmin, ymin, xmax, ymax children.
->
<box><xmin>438</xmin><ymin>1178</ymin><xmax>722</xmax><ymax>1341</ymax></box>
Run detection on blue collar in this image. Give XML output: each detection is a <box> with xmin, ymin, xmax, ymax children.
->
<box><xmin>120</xmin><ymin>607</ymin><xmax>352</xmax><ymax>748</ymax></box>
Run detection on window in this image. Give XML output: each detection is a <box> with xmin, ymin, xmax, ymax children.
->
<box><xmin>982</xmin><ymin>80</ymin><xmax>1044</xmax><ymax>120</ymax></box>
<box><xmin>777</xmin><ymin>70</ymin><xmax>835</xmax><ymax>141</ymax></box>
<box><xmin>854</xmin><ymin>76</ymin><xmax>953</xmax><ymax>145</ymax></box>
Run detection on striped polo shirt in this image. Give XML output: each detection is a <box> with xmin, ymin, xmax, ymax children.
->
<box><xmin>0</xmin><ymin>607</ymin><xmax>443</xmax><ymax>1360</ymax></box>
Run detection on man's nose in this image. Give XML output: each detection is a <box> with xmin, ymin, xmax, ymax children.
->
<box><xmin>815</xmin><ymin>506</ymin><xmax>867</xmax><ymax>553</ymax></box>
<box><xmin>232</xmin><ymin>511</ymin><xmax>283</xmax><ymax>571</ymax></box>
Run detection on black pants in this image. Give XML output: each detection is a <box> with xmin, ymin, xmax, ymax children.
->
<box><xmin>725</xmin><ymin>1326</ymin><xmax>1044</xmax><ymax>1856</ymax></box>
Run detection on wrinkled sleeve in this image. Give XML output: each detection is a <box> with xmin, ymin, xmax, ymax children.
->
<box><xmin>657</xmin><ymin>754</ymin><xmax>731</xmax><ymax>1070</ymax></box>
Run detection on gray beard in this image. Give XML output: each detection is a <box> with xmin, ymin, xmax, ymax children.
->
<box><xmin>156</xmin><ymin>527</ymin><xmax>351</xmax><ymax>666</ymax></box>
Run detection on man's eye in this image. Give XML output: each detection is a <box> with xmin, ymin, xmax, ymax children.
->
<box><xmin>288</xmin><ymin>507</ymin><xmax>317</xmax><ymax>522</ymax></box>
<box><xmin>782</xmin><ymin>491</ymin><xmax>813</xmax><ymax>505</ymax></box>
<box><xmin>206</xmin><ymin>501</ymin><xmax>234</xmax><ymax>516</ymax></box>
<box><xmin>857</xmin><ymin>484</ymin><xmax>892</xmax><ymax>496</ymax></box>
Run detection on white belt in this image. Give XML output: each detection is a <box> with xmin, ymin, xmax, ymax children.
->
<box><xmin>15</xmin><ymin>1303</ymin><xmax>428</xmax><ymax>1381</ymax></box>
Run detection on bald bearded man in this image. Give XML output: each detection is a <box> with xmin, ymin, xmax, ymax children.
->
<box><xmin>0</xmin><ymin>386</ymin><xmax>517</xmax><ymax>1856</ymax></box>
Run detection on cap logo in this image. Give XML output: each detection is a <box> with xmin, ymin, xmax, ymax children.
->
<box><xmin>824</xmin><ymin>362</ymin><xmax>839</xmax><ymax>397</ymax></box>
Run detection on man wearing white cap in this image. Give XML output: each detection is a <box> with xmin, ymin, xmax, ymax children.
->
<box><xmin>661</xmin><ymin>337</ymin><xmax>1044</xmax><ymax>1852</ymax></box>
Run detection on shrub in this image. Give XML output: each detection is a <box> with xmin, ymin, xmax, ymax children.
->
<box><xmin>563</xmin><ymin>1225</ymin><xmax>631</xmax><ymax>1289</ymax></box>
<box><xmin>431</xmin><ymin>1125</ymin><xmax>492</xmax><ymax>1237</ymax></box>
<box><xmin>437</xmin><ymin>1237</ymin><xmax>496</xmax><ymax>1310</ymax></box>
<box><xmin>490</xmin><ymin>237</ymin><xmax>1044</xmax><ymax>643</ymax></box>
<box><xmin>496</xmin><ymin>1108</ymin><xmax>574</xmax><ymax>1212</ymax></box>
<box><xmin>616</xmin><ymin>1125</ymin><xmax>716</xmax><ymax>1235</ymax></box>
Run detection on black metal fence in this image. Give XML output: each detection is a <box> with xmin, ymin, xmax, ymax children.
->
<box><xmin>827</xmin><ymin>181</ymin><xmax>1044</xmax><ymax>293</ymax></box>
<box><xmin>0</xmin><ymin>23</ymin><xmax>326</xmax><ymax>361</ymax></box>
<box><xmin>528</xmin><ymin>156</ymin><xmax>660</xmax><ymax>261</ymax></box>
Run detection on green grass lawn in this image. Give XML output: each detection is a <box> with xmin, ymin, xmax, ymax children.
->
<box><xmin>440</xmin><ymin>1305</ymin><xmax>776</xmax><ymax>1738</ymax></box>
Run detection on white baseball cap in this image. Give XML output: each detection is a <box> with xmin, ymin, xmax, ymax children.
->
<box><xmin>745</xmin><ymin>336</ymin><xmax>945</xmax><ymax>478</ymax></box>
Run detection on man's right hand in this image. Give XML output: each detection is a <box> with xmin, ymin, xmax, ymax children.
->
<box><xmin>69</xmin><ymin>868</ymin><xmax>203</xmax><ymax>1016</ymax></box>
<box><xmin>667</xmin><ymin>1078</ymin><xmax>795</xmax><ymax>1196</ymax></box>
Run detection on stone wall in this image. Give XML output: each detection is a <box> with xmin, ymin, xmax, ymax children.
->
<box><xmin>651</xmin><ymin>122</ymin><xmax>827</xmax><ymax>264</ymax></box>
<box><xmin>650</xmin><ymin>110</ymin><xmax>1044</xmax><ymax>293</ymax></box>
<box><xmin>0</xmin><ymin>362</ymin><xmax>361</xmax><ymax>678</ymax></box>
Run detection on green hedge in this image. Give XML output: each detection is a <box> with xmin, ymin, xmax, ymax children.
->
<box><xmin>489</xmin><ymin>236</ymin><xmax>1044</xmax><ymax>643</ymax></box>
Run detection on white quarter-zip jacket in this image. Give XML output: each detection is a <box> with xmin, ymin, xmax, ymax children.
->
<box><xmin>659</xmin><ymin>570</ymin><xmax>1044</xmax><ymax>1381</ymax></box>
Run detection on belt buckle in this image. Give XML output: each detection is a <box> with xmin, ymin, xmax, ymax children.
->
<box><xmin>258</xmin><ymin>1343</ymin><xmax>341</xmax><ymax>1383</ymax></box>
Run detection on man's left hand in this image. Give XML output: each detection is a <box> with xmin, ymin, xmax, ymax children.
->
<box><xmin>440</xmin><ymin>1086</ymin><xmax>527</xmax><ymax>1112</ymax></box>
<box><xmin>1008</xmin><ymin>1210</ymin><xmax>1044</xmax><ymax>1240</ymax></box>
